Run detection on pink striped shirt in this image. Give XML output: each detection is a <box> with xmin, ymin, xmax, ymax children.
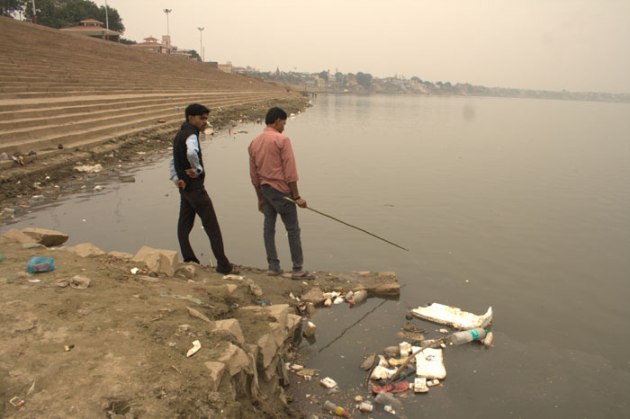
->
<box><xmin>248</xmin><ymin>126</ymin><xmax>299</xmax><ymax>193</ymax></box>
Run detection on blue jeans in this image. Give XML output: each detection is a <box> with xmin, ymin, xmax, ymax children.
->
<box><xmin>261</xmin><ymin>185</ymin><xmax>303</xmax><ymax>272</ymax></box>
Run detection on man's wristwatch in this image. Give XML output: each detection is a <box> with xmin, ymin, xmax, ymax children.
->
<box><xmin>292</xmin><ymin>195</ymin><xmax>301</xmax><ymax>201</ymax></box>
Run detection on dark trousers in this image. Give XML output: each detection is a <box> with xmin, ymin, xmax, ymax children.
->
<box><xmin>177</xmin><ymin>187</ymin><xmax>230</xmax><ymax>269</ymax></box>
<box><xmin>261</xmin><ymin>184</ymin><xmax>303</xmax><ymax>272</ymax></box>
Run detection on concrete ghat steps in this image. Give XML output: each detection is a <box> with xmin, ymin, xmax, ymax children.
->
<box><xmin>0</xmin><ymin>93</ymin><xmax>278</xmax><ymax>143</ymax></box>
<box><xmin>0</xmin><ymin>91</ymin><xmax>257</xmax><ymax>113</ymax></box>
<box><xmin>0</xmin><ymin>91</ymin><xmax>270</xmax><ymax>118</ymax></box>
<box><xmin>0</xmin><ymin>94</ymin><xmax>288</xmax><ymax>154</ymax></box>
<box><xmin>0</xmin><ymin>16</ymin><xmax>301</xmax><ymax>158</ymax></box>
<box><xmin>0</xmin><ymin>92</ymin><xmax>272</xmax><ymax>129</ymax></box>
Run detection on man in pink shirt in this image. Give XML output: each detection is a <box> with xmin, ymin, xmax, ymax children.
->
<box><xmin>248</xmin><ymin>107</ymin><xmax>311</xmax><ymax>279</ymax></box>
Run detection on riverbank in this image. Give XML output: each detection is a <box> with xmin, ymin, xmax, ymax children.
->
<box><xmin>0</xmin><ymin>96</ymin><xmax>308</xmax><ymax>212</ymax></box>
<box><xmin>0</xmin><ymin>228</ymin><xmax>399</xmax><ymax>418</ymax></box>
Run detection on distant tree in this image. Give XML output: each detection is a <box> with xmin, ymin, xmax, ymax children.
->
<box><xmin>1</xmin><ymin>0</ymin><xmax>26</xmax><ymax>17</ymax></box>
<box><xmin>356</xmin><ymin>72</ymin><xmax>373</xmax><ymax>88</ymax></box>
<box><xmin>119</xmin><ymin>38</ymin><xmax>136</xmax><ymax>45</ymax></box>
<box><xmin>411</xmin><ymin>76</ymin><xmax>423</xmax><ymax>83</ymax></box>
<box><xmin>24</xmin><ymin>0</ymin><xmax>124</xmax><ymax>33</ymax></box>
<box><xmin>187</xmin><ymin>49</ymin><xmax>201</xmax><ymax>61</ymax></box>
<box><xmin>318</xmin><ymin>70</ymin><xmax>329</xmax><ymax>82</ymax></box>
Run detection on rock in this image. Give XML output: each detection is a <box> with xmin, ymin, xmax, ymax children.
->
<box><xmin>21</xmin><ymin>227</ymin><xmax>69</xmax><ymax>247</ymax></box>
<box><xmin>56</xmin><ymin>275</ymin><xmax>91</xmax><ymax>289</ymax></box>
<box><xmin>204</xmin><ymin>362</ymin><xmax>226</xmax><ymax>392</ymax></box>
<box><xmin>187</xmin><ymin>307</ymin><xmax>211</xmax><ymax>323</ymax></box>
<box><xmin>108</xmin><ymin>251</ymin><xmax>133</xmax><ymax>260</ymax></box>
<box><xmin>256</xmin><ymin>334</ymin><xmax>278</xmax><ymax>369</ymax></box>
<box><xmin>268</xmin><ymin>322</ymin><xmax>287</xmax><ymax>347</ymax></box>
<box><xmin>132</xmin><ymin>246</ymin><xmax>178</xmax><ymax>276</ymax></box>
<box><xmin>217</xmin><ymin>343</ymin><xmax>251</xmax><ymax>376</ymax></box>
<box><xmin>64</xmin><ymin>242</ymin><xmax>105</xmax><ymax>257</ymax></box>
<box><xmin>206</xmin><ymin>284</ymin><xmax>238</xmax><ymax>295</ymax></box>
<box><xmin>301</xmin><ymin>287</ymin><xmax>325</xmax><ymax>305</ymax></box>
<box><xmin>211</xmin><ymin>319</ymin><xmax>245</xmax><ymax>344</ymax></box>
<box><xmin>175</xmin><ymin>264</ymin><xmax>197</xmax><ymax>279</ymax></box>
<box><xmin>286</xmin><ymin>314</ymin><xmax>302</xmax><ymax>332</ymax></box>
<box><xmin>1</xmin><ymin>229</ymin><xmax>37</xmax><ymax>245</ymax></box>
<box><xmin>302</xmin><ymin>321</ymin><xmax>316</xmax><ymax>338</ymax></box>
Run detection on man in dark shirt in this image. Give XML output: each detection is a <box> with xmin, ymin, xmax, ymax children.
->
<box><xmin>169</xmin><ymin>103</ymin><xmax>238</xmax><ymax>274</ymax></box>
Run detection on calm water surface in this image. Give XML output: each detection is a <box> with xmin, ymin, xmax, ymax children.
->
<box><xmin>3</xmin><ymin>95</ymin><xmax>630</xmax><ymax>418</ymax></box>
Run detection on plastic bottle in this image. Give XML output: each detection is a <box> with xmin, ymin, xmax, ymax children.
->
<box><xmin>447</xmin><ymin>328</ymin><xmax>488</xmax><ymax>345</ymax></box>
<box><xmin>374</xmin><ymin>392</ymin><xmax>403</xmax><ymax>409</ymax></box>
<box><xmin>323</xmin><ymin>400</ymin><xmax>350</xmax><ymax>417</ymax></box>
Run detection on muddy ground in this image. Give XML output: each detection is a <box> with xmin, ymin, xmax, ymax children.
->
<box><xmin>0</xmin><ymin>96</ymin><xmax>405</xmax><ymax>418</ymax></box>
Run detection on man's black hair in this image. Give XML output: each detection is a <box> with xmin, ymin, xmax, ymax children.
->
<box><xmin>265</xmin><ymin>107</ymin><xmax>288</xmax><ymax>125</ymax></box>
<box><xmin>185</xmin><ymin>103</ymin><xmax>210</xmax><ymax>119</ymax></box>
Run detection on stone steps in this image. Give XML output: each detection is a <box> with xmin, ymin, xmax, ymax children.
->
<box><xmin>0</xmin><ymin>16</ymin><xmax>301</xmax><ymax>159</ymax></box>
<box><xmin>0</xmin><ymin>93</ymin><xmax>284</xmax><ymax>154</ymax></box>
<box><xmin>0</xmin><ymin>92</ymin><xmax>273</xmax><ymax>142</ymax></box>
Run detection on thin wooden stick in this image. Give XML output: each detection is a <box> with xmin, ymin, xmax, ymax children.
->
<box><xmin>283</xmin><ymin>197</ymin><xmax>409</xmax><ymax>251</ymax></box>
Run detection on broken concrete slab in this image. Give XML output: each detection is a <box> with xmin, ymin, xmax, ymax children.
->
<box><xmin>64</xmin><ymin>242</ymin><xmax>105</xmax><ymax>258</ymax></box>
<box><xmin>217</xmin><ymin>342</ymin><xmax>251</xmax><ymax>376</ymax></box>
<box><xmin>2</xmin><ymin>229</ymin><xmax>37</xmax><ymax>244</ymax></box>
<box><xmin>204</xmin><ymin>361</ymin><xmax>226</xmax><ymax>392</ymax></box>
<box><xmin>211</xmin><ymin>319</ymin><xmax>245</xmax><ymax>344</ymax></box>
<box><xmin>132</xmin><ymin>246</ymin><xmax>178</xmax><ymax>276</ymax></box>
<box><xmin>22</xmin><ymin>227</ymin><xmax>69</xmax><ymax>247</ymax></box>
<box><xmin>256</xmin><ymin>334</ymin><xmax>278</xmax><ymax>369</ymax></box>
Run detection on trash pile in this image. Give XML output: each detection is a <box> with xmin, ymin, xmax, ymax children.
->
<box><xmin>311</xmin><ymin>303</ymin><xmax>494</xmax><ymax>416</ymax></box>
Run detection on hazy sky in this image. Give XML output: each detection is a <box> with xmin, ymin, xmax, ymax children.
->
<box><xmin>104</xmin><ymin>0</ymin><xmax>630</xmax><ymax>93</ymax></box>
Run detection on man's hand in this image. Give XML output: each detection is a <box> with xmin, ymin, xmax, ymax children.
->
<box><xmin>295</xmin><ymin>198</ymin><xmax>307</xmax><ymax>208</ymax></box>
<box><xmin>174</xmin><ymin>179</ymin><xmax>186</xmax><ymax>189</ymax></box>
<box><xmin>184</xmin><ymin>168</ymin><xmax>197</xmax><ymax>178</ymax></box>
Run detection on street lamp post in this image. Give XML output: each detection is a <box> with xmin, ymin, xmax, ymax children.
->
<box><xmin>163</xmin><ymin>9</ymin><xmax>172</xmax><ymax>53</ymax></box>
<box><xmin>197</xmin><ymin>27</ymin><xmax>204</xmax><ymax>62</ymax></box>
<box><xmin>104</xmin><ymin>0</ymin><xmax>109</xmax><ymax>40</ymax></box>
<box><xmin>163</xmin><ymin>9</ymin><xmax>172</xmax><ymax>37</ymax></box>
<box><xmin>31</xmin><ymin>0</ymin><xmax>37</xmax><ymax>23</ymax></box>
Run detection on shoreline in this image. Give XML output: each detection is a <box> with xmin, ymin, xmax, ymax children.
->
<box><xmin>0</xmin><ymin>96</ymin><xmax>309</xmax><ymax>211</ymax></box>
<box><xmin>0</xmin><ymin>227</ymin><xmax>399</xmax><ymax>417</ymax></box>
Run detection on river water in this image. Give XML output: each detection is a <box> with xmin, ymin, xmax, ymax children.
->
<box><xmin>3</xmin><ymin>95</ymin><xmax>630</xmax><ymax>418</ymax></box>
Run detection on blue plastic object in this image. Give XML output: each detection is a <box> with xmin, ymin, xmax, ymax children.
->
<box><xmin>26</xmin><ymin>256</ymin><xmax>55</xmax><ymax>273</ymax></box>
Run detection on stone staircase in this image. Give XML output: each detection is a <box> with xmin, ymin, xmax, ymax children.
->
<box><xmin>0</xmin><ymin>16</ymin><xmax>299</xmax><ymax>159</ymax></box>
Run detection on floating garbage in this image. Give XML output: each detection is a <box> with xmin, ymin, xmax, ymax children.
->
<box><xmin>320</xmin><ymin>377</ymin><xmax>338</xmax><ymax>389</ymax></box>
<box><xmin>447</xmin><ymin>328</ymin><xmax>488</xmax><ymax>346</ymax></box>
<box><xmin>349</xmin><ymin>289</ymin><xmax>367</xmax><ymax>306</ymax></box>
<box><xmin>413</xmin><ymin>377</ymin><xmax>429</xmax><ymax>393</ymax></box>
<box><xmin>26</xmin><ymin>256</ymin><xmax>55</xmax><ymax>273</ymax></box>
<box><xmin>323</xmin><ymin>400</ymin><xmax>350</xmax><ymax>417</ymax></box>
<box><xmin>73</xmin><ymin>164</ymin><xmax>103</xmax><ymax>173</ymax></box>
<box><xmin>415</xmin><ymin>347</ymin><xmax>447</xmax><ymax>379</ymax></box>
<box><xmin>410</xmin><ymin>303</ymin><xmax>493</xmax><ymax>329</ymax></box>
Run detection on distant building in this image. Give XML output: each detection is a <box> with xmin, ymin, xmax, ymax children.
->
<box><xmin>218</xmin><ymin>62</ymin><xmax>233</xmax><ymax>73</ymax></box>
<box><xmin>130</xmin><ymin>35</ymin><xmax>195</xmax><ymax>60</ymax></box>
<box><xmin>60</xmin><ymin>19</ymin><xmax>121</xmax><ymax>41</ymax></box>
<box><xmin>130</xmin><ymin>36</ymin><xmax>168</xmax><ymax>54</ymax></box>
